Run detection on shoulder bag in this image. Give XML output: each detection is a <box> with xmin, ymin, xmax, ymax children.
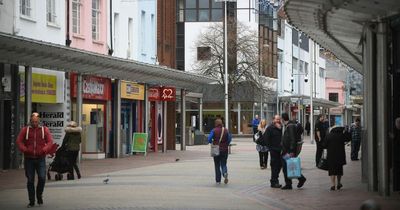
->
<box><xmin>210</xmin><ymin>127</ymin><xmax>225</xmax><ymax>157</ymax></box>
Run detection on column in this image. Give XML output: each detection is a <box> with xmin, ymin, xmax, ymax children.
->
<box><xmin>377</xmin><ymin>21</ymin><xmax>389</xmax><ymax>196</ymax></box>
<box><xmin>24</xmin><ymin>66</ymin><xmax>32</xmax><ymax>124</ymax></box>
<box><xmin>180</xmin><ymin>89</ymin><xmax>186</xmax><ymax>151</ymax></box>
<box><xmin>76</xmin><ymin>74</ymin><xmax>83</xmax><ymax>163</ymax></box>
<box><xmin>199</xmin><ymin>97</ymin><xmax>203</xmax><ymax>132</ymax></box>
<box><xmin>163</xmin><ymin>101</ymin><xmax>167</xmax><ymax>153</ymax></box>
<box><xmin>113</xmin><ymin>79</ymin><xmax>121</xmax><ymax>158</ymax></box>
<box><xmin>237</xmin><ymin>102</ymin><xmax>241</xmax><ymax>134</ymax></box>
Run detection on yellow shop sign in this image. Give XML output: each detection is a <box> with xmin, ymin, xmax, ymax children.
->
<box><xmin>121</xmin><ymin>81</ymin><xmax>144</xmax><ymax>100</ymax></box>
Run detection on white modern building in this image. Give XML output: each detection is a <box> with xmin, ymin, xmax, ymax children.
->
<box><xmin>277</xmin><ymin>19</ymin><xmax>337</xmax><ymax>124</ymax></box>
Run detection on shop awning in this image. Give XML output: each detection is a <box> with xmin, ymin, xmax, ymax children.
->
<box><xmin>278</xmin><ymin>95</ymin><xmax>341</xmax><ymax>108</ymax></box>
<box><xmin>0</xmin><ymin>32</ymin><xmax>215</xmax><ymax>90</ymax></box>
<box><xmin>284</xmin><ymin>0</ymin><xmax>400</xmax><ymax>74</ymax></box>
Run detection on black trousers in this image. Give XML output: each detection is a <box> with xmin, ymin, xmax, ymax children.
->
<box><xmin>259</xmin><ymin>151</ymin><xmax>268</xmax><ymax>167</ymax></box>
<box><xmin>315</xmin><ymin>140</ymin><xmax>324</xmax><ymax>167</ymax></box>
<box><xmin>351</xmin><ymin>140</ymin><xmax>361</xmax><ymax>160</ymax></box>
<box><xmin>269</xmin><ymin>150</ymin><xmax>282</xmax><ymax>185</ymax></box>
<box><xmin>66</xmin><ymin>151</ymin><xmax>81</xmax><ymax>179</ymax></box>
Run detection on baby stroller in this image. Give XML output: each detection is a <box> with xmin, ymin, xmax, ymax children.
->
<box><xmin>47</xmin><ymin>143</ymin><xmax>73</xmax><ymax>181</ymax></box>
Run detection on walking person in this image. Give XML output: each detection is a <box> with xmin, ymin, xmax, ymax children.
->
<box><xmin>264</xmin><ymin>115</ymin><xmax>283</xmax><ymax>188</ymax></box>
<box><xmin>208</xmin><ymin>118</ymin><xmax>232</xmax><ymax>184</ymax></box>
<box><xmin>256</xmin><ymin>119</ymin><xmax>269</xmax><ymax>169</ymax></box>
<box><xmin>281</xmin><ymin>113</ymin><xmax>306</xmax><ymax>190</ymax></box>
<box><xmin>62</xmin><ymin>121</ymin><xmax>82</xmax><ymax>180</ymax></box>
<box><xmin>324</xmin><ymin>126</ymin><xmax>351</xmax><ymax>190</ymax></box>
<box><xmin>315</xmin><ymin>114</ymin><xmax>327</xmax><ymax>167</ymax></box>
<box><xmin>305</xmin><ymin>120</ymin><xmax>311</xmax><ymax>136</ymax></box>
<box><xmin>16</xmin><ymin>112</ymin><xmax>54</xmax><ymax>208</ymax></box>
<box><xmin>350</xmin><ymin>118</ymin><xmax>362</xmax><ymax>161</ymax></box>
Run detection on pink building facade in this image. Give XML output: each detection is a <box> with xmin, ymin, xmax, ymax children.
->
<box><xmin>326</xmin><ymin>78</ymin><xmax>345</xmax><ymax>125</ymax></box>
<box><xmin>69</xmin><ymin>0</ymin><xmax>108</xmax><ymax>54</ymax></box>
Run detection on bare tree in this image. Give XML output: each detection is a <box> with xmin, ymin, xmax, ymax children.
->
<box><xmin>192</xmin><ymin>21</ymin><xmax>271</xmax><ymax>97</ymax></box>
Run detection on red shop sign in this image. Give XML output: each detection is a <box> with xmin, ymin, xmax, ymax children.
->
<box><xmin>148</xmin><ymin>87</ymin><xmax>176</xmax><ymax>101</ymax></box>
<box><xmin>148</xmin><ymin>87</ymin><xmax>161</xmax><ymax>101</ymax></box>
<box><xmin>70</xmin><ymin>73</ymin><xmax>111</xmax><ymax>100</ymax></box>
<box><xmin>160</xmin><ymin>87</ymin><xmax>176</xmax><ymax>101</ymax></box>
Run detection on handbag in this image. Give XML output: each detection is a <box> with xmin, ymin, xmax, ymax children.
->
<box><xmin>317</xmin><ymin>149</ymin><xmax>329</xmax><ymax>170</ymax></box>
<box><xmin>210</xmin><ymin>127</ymin><xmax>225</xmax><ymax>157</ymax></box>
<box><xmin>253</xmin><ymin>132</ymin><xmax>260</xmax><ymax>142</ymax></box>
<box><xmin>286</xmin><ymin>157</ymin><xmax>302</xmax><ymax>179</ymax></box>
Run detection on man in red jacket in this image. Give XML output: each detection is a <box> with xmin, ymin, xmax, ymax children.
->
<box><xmin>17</xmin><ymin>112</ymin><xmax>53</xmax><ymax>208</ymax></box>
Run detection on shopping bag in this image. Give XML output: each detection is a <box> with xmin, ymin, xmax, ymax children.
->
<box><xmin>286</xmin><ymin>157</ymin><xmax>302</xmax><ymax>179</ymax></box>
<box><xmin>317</xmin><ymin>149</ymin><xmax>329</xmax><ymax>170</ymax></box>
<box><xmin>210</xmin><ymin>144</ymin><xmax>220</xmax><ymax>157</ymax></box>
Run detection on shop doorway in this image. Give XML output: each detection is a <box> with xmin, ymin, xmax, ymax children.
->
<box><xmin>81</xmin><ymin>103</ymin><xmax>106</xmax><ymax>158</ymax></box>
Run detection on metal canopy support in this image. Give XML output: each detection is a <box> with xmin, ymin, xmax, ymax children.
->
<box><xmin>199</xmin><ymin>98</ymin><xmax>203</xmax><ymax>132</ymax></box>
<box><xmin>113</xmin><ymin>79</ymin><xmax>122</xmax><ymax>158</ymax></box>
<box><xmin>364</xmin><ymin>26</ymin><xmax>377</xmax><ymax>192</ymax></box>
<box><xmin>163</xmin><ymin>101</ymin><xmax>167</xmax><ymax>153</ymax></box>
<box><xmin>76</xmin><ymin>74</ymin><xmax>83</xmax><ymax>127</ymax></box>
<box><xmin>238</xmin><ymin>102</ymin><xmax>241</xmax><ymax>134</ymax></box>
<box><xmin>24</xmin><ymin>66</ymin><xmax>32</xmax><ymax>124</ymax></box>
<box><xmin>377</xmin><ymin>22</ymin><xmax>389</xmax><ymax>196</ymax></box>
<box><xmin>180</xmin><ymin>89</ymin><xmax>186</xmax><ymax>151</ymax></box>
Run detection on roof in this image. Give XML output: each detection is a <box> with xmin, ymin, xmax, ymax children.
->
<box><xmin>0</xmin><ymin>32</ymin><xmax>215</xmax><ymax>90</ymax></box>
<box><xmin>278</xmin><ymin>94</ymin><xmax>342</xmax><ymax>108</ymax></box>
<box><xmin>284</xmin><ymin>0</ymin><xmax>400</xmax><ymax>74</ymax></box>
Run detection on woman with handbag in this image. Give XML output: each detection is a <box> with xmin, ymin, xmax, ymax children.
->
<box><xmin>208</xmin><ymin>118</ymin><xmax>232</xmax><ymax>184</ymax></box>
<box><xmin>324</xmin><ymin>126</ymin><xmax>351</xmax><ymax>190</ymax></box>
<box><xmin>62</xmin><ymin>121</ymin><xmax>82</xmax><ymax>180</ymax></box>
<box><xmin>255</xmin><ymin>119</ymin><xmax>269</xmax><ymax>169</ymax></box>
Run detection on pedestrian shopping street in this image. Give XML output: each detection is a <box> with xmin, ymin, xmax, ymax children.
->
<box><xmin>0</xmin><ymin>137</ymin><xmax>399</xmax><ymax>210</ymax></box>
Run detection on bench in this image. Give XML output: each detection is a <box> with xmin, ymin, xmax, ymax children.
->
<box><xmin>228</xmin><ymin>143</ymin><xmax>237</xmax><ymax>154</ymax></box>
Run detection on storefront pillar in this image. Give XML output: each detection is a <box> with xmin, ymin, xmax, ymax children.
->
<box><xmin>76</xmin><ymin>74</ymin><xmax>83</xmax><ymax>126</ymax></box>
<box><xmin>24</xmin><ymin>66</ymin><xmax>32</xmax><ymax>124</ymax></box>
<box><xmin>180</xmin><ymin>89</ymin><xmax>186</xmax><ymax>151</ymax></box>
<box><xmin>237</xmin><ymin>102</ymin><xmax>241</xmax><ymax>134</ymax></box>
<box><xmin>145</xmin><ymin>84</ymin><xmax>149</xmax><ymax>142</ymax></box>
<box><xmin>113</xmin><ymin>79</ymin><xmax>121</xmax><ymax>158</ymax></box>
<box><xmin>163</xmin><ymin>101</ymin><xmax>167</xmax><ymax>153</ymax></box>
<box><xmin>199</xmin><ymin>97</ymin><xmax>203</xmax><ymax>132</ymax></box>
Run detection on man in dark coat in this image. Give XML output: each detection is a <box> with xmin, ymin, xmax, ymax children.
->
<box><xmin>315</xmin><ymin>114</ymin><xmax>327</xmax><ymax>167</ymax></box>
<box><xmin>264</xmin><ymin>115</ymin><xmax>283</xmax><ymax>188</ymax></box>
<box><xmin>281</xmin><ymin>113</ymin><xmax>306</xmax><ymax>190</ymax></box>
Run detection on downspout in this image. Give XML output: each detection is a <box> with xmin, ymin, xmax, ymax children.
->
<box><xmin>108</xmin><ymin>0</ymin><xmax>113</xmax><ymax>55</ymax></box>
<box><xmin>66</xmin><ymin>0</ymin><xmax>71</xmax><ymax>46</ymax></box>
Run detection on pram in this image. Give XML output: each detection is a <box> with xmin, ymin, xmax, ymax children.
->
<box><xmin>47</xmin><ymin>143</ymin><xmax>73</xmax><ymax>181</ymax></box>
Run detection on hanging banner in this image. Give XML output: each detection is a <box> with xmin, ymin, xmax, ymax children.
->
<box><xmin>132</xmin><ymin>133</ymin><xmax>148</xmax><ymax>155</ymax></box>
<box><xmin>121</xmin><ymin>81</ymin><xmax>144</xmax><ymax>100</ymax></box>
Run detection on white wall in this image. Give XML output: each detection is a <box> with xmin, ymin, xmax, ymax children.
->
<box><xmin>0</xmin><ymin>0</ymin><xmax>15</xmax><ymax>34</ymax></box>
<box><xmin>277</xmin><ymin>21</ymin><xmax>326</xmax><ymax>99</ymax></box>
<box><xmin>108</xmin><ymin>0</ymin><xmax>138</xmax><ymax>60</ymax></box>
<box><xmin>13</xmin><ymin>0</ymin><xmax>65</xmax><ymax>45</ymax></box>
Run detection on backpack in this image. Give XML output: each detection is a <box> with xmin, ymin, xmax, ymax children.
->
<box><xmin>25</xmin><ymin>126</ymin><xmax>45</xmax><ymax>141</ymax></box>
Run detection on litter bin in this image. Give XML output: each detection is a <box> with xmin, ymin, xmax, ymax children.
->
<box><xmin>194</xmin><ymin>130</ymin><xmax>206</xmax><ymax>145</ymax></box>
<box><xmin>185</xmin><ymin>127</ymin><xmax>194</xmax><ymax>146</ymax></box>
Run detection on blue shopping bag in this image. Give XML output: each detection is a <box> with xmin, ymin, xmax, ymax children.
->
<box><xmin>286</xmin><ymin>157</ymin><xmax>301</xmax><ymax>179</ymax></box>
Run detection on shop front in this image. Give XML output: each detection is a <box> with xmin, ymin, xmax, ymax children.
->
<box><xmin>70</xmin><ymin>74</ymin><xmax>111</xmax><ymax>159</ymax></box>
<box><xmin>120</xmin><ymin>81</ymin><xmax>145</xmax><ymax>155</ymax></box>
<box><xmin>148</xmin><ymin>86</ymin><xmax>176</xmax><ymax>152</ymax></box>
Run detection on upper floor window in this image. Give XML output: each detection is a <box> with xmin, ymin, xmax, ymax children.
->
<box><xmin>197</xmin><ymin>47</ymin><xmax>211</xmax><ymax>60</ymax></box>
<box><xmin>47</xmin><ymin>0</ymin><xmax>56</xmax><ymax>24</ymax></box>
<box><xmin>92</xmin><ymin>0</ymin><xmax>101</xmax><ymax>40</ymax></box>
<box><xmin>20</xmin><ymin>0</ymin><xmax>32</xmax><ymax>17</ymax></box>
<box><xmin>329</xmin><ymin>93</ymin><xmax>339</xmax><ymax>102</ymax></box>
<box><xmin>178</xmin><ymin>0</ymin><xmax>222</xmax><ymax>22</ymax></box>
<box><xmin>72</xmin><ymin>0</ymin><xmax>81</xmax><ymax>34</ymax></box>
<box><xmin>319</xmin><ymin>67</ymin><xmax>325</xmax><ymax>78</ymax></box>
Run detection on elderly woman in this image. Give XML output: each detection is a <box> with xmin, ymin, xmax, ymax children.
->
<box><xmin>256</xmin><ymin>119</ymin><xmax>269</xmax><ymax>169</ymax></box>
<box><xmin>324</xmin><ymin>126</ymin><xmax>351</xmax><ymax>190</ymax></box>
<box><xmin>62</xmin><ymin>121</ymin><xmax>82</xmax><ymax>180</ymax></box>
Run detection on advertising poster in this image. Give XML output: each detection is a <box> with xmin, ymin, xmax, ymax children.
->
<box><xmin>132</xmin><ymin>133</ymin><xmax>148</xmax><ymax>156</ymax></box>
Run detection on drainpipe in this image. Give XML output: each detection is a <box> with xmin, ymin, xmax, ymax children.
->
<box><xmin>108</xmin><ymin>0</ymin><xmax>113</xmax><ymax>55</ymax></box>
<box><xmin>66</xmin><ymin>0</ymin><xmax>71</xmax><ymax>46</ymax></box>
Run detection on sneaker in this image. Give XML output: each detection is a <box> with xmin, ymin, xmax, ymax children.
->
<box><xmin>223</xmin><ymin>173</ymin><xmax>229</xmax><ymax>184</ymax></box>
<box><xmin>281</xmin><ymin>185</ymin><xmax>293</xmax><ymax>190</ymax></box>
<box><xmin>297</xmin><ymin>177</ymin><xmax>306</xmax><ymax>188</ymax></box>
<box><xmin>37</xmin><ymin>197</ymin><xmax>43</xmax><ymax>205</ymax></box>
<box><xmin>271</xmin><ymin>183</ymin><xmax>282</xmax><ymax>188</ymax></box>
<box><xmin>337</xmin><ymin>183</ymin><xmax>343</xmax><ymax>190</ymax></box>
<box><xmin>27</xmin><ymin>202</ymin><xmax>34</xmax><ymax>208</ymax></box>
<box><xmin>330</xmin><ymin>186</ymin><xmax>336</xmax><ymax>191</ymax></box>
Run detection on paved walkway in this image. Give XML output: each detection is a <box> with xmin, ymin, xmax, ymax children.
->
<box><xmin>0</xmin><ymin>137</ymin><xmax>399</xmax><ymax>210</ymax></box>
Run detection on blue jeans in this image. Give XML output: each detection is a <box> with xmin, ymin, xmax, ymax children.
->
<box><xmin>24</xmin><ymin>158</ymin><xmax>46</xmax><ymax>203</ymax></box>
<box><xmin>213</xmin><ymin>151</ymin><xmax>228</xmax><ymax>183</ymax></box>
